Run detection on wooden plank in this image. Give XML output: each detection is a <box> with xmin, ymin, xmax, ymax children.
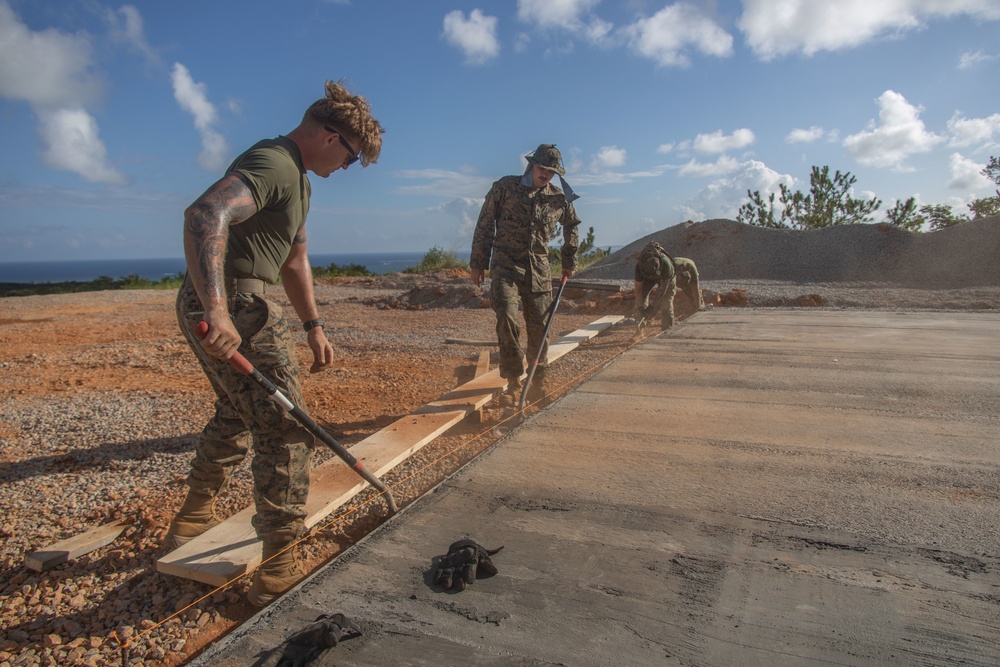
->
<box><xmin>156</xmin><ymin>316</ymin><xmax>622</xmax><ymax>585</ymax></box>
<box><xmin>25</xmin><ymin>520</ymin><xmax>129</xmax><ymax>572</ymax></box>
<box><xmin>475</xmin><ymin>350</ymin><xmax>490</xmax><ymax>378</ymax></box>
<box><xmin>444</xmin><ymin>338</ymin><xmax>497</xmax><ymax>346</ymax></box>
<box><xmin>554</xmin><ymin>279</ymin><xmax>623</xmax><ymax>292</ymax></box>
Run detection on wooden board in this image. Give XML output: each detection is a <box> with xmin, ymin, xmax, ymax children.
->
<box><xmin>156</xmin><ymin>316</ymin><xmax>622</xmax><ymax>585</ymax></box>
<box><xmin>25</xmin><ymin>520</ymin><xmax>129</xmax><ymax>572</ymax></box>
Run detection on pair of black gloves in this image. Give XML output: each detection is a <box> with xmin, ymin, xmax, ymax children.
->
<box><xmin>433</xmin><ymin>539</ymin><xmax>504</xmax><ymax>592</ymax></box>
<box><xmin>262</xmin><ymin>540</ymin><xmax>502</xmax><ymax>665</ymax></box>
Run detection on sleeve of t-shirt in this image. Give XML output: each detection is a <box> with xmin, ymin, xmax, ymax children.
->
<box><xmin>229</xmin><ymin>147</ymin><xmax>297</xmax><ymax>212</ymax></box>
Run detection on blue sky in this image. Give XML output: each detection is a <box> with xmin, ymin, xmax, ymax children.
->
<box><xmin>1</xmin><ymin>0</ymin><xmax>998</xmax><ymax>263</ymax></box>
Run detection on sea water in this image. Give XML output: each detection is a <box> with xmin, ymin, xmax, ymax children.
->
<box><xmin>0</xmin><ymin>251</ymin><xmax>431</xmax><ymax>283</ymax></box>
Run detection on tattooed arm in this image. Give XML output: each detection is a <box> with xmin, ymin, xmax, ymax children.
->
<box><xmin>183</xmin><ymin>173</ymin><xmax>259</xmax><ymax>359</ymax></box>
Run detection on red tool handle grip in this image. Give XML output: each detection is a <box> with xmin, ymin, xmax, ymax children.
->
<box><xmin>193</xmin><ymin>321</ymin><xmax>254</xmax><ymax>375</ymax></box>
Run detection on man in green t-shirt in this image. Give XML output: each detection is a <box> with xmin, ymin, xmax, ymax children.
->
<box><xmin>167</xmin><ymin>80</ymin><xmax>385</xmax><ymax>607</ymax></box>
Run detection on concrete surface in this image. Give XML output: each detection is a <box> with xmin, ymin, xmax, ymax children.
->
<box><xmin>192</xmin><ymin>310</ymin><xmax>1000</xmax><ymax>667</ymax></box>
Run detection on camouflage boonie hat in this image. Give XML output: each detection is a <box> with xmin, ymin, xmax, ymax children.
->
<box><xmin>638</xmin><ymin>255</ymin><xmax>661</xmax><ymax>281</ymax></box>
<box><xmin>525</xmin><ymin>144</ymin><xmax>566</xmax><ymax>176</ymax></box>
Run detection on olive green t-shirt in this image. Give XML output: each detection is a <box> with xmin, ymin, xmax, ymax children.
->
<box><xmin>224</xmin><ymin>136</ymin><xmax>311</xmax><ymax>284</ymax></box>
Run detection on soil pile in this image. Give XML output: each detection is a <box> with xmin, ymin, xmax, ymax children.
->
<box><xmin>579</xmin><ymin>216</ymin><xmax>1000</xmax><ymax>288</ymax></box>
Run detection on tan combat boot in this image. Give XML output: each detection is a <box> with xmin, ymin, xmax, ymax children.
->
<box><xmin>247</xmin><ymin>541</ymin><xmax>308</xmax><ymax>607</ymax></box>
<box><xmin>526</xmin><ymin>368</ymin><xmax>548</xmax><ymax>405</ymax></box>
<box><xmin>164</xmin><ymin>491</ymin><xmax>221</xmax><ymax>550</ymax></box>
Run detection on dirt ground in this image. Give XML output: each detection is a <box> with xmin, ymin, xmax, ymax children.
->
<box><xmin>0</xmin><ymin>270</ymin><xmax>995</xmax><ymax>666</ymax></box>
<box><xmin>0</xmin><ymin>271</ymin><xmax>662</xmax><ymax>666</ymax></box>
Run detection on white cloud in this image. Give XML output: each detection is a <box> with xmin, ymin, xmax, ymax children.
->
<box><xmin>442</xmin><ymin>9</ymin><xmax>500</xmax><ymax>65</ymax></box>
<box><xmin>959</xmin><ymin>50</ymin><xmax>997</xmax><ymax>69</ymax></box>
<box><xmin>621</xmin><ymin>3</ymin><xmax>733</xmax><ymax>67</ymax></box>
<box><xmin>591</xmin><ymin>146</ymin><xmax>627</xmax><ymax>171</ymax></box>
<box><xmin>516</xmin><ymin>0</ymin><xmax>611</xmax><ymax>43</ymax></box>
<box><xmin>37</xmin><ymin>108</ymin><xmax>126</xmax><ymax>185</ymax></box>
<box><xmin>740</xmin><ymin>0</ymin><xmax>1000</xmax><ymax>60</ymax></box>
<box><xmin>656</xmin><ymin>143</ymin><xmax>675</xmax><ymax>154</ymax></box>
<box><xmin>678</xmin><ymin>155</ymin><xmax>741</xmax><ymax>178</ymax></box>
<box><xmin>0</xmin><ymin>1</ymin><xmax>102</xmax><ymax>108</ymax></box>
<box><xmin>947</xmin><ymin>112</ymin><xmax>1000</xmax><ymax>150</ymax></box>
<box><xmin>107</xmin><ymin>5</ymin><xmax>158</xmax><ymax>64</ymax></box>
<box><xmin>0</xmin><ymin>1</ymin><xmax>130</xmax><ymax>184</ymax></box>
<box><xmin>680</xmin><ymin>160</ymin><xmax>795</xmax><ymax>221</ymax></box>
<box><xmin>171</xmin><ymin>63</ymin><xmax>230</xmax><ymax>171</ymax></box>
<box><xmin>786</xmin><ymin>126</ymin><xmax>826</xmax><ymax>144</ymax></box>
<box><xmin>843</xmin><ymin>90</ymin><xmax>944</xmax><ymax>170</ymax></box>
<box><xmin>693</xmin><ymin>128</ymin><xmax>755</xmax><ymax>154</ymax></box>
<box><xmin>947</xmin><ymin>152</ymin><xmax>993</xmax><ymax>190</ymax></box>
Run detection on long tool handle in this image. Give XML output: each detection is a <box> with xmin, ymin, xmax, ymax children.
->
<box><xmin>518</xmin><ymin>274</ymin><xmax>570</xmax><ymax>412</ymax></box>
<box><xmin>193</xmin><ymin>322</ymin><xmax>397</xmax><ymax>514</ymax></box>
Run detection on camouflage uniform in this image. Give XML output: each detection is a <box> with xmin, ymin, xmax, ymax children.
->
<box><xmin>471</xmin><ymin>152</ymin><xmax>581</xmax><ymax>382</ymax></box>
<box><xmin>634</xmin><ymin>241</ymin><xmax>677</xmax><ymax>328</ymax></box>
<box><xmin>673</xmin><ymin>257</ymin><xmax>706</xmax><ymax>311</ymax></box>
<box><xmin>176</xmin><ymin>280</ymin><xmax>313</xmax><ymax>541</ymax></box>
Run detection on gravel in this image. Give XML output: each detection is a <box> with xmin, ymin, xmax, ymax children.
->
<box><xmin>1</xmin><ymin>219</ymin><xmax>998</xmax><ymax>665</ymax></box>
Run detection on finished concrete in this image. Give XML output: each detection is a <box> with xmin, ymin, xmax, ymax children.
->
<box><xmin>193</xmin><ymin>310</ymin><xmax>1000</xmax><ymax>667</ymax></box>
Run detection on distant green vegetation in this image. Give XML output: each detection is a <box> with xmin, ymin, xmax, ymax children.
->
<box><xmin>0</xmin><ymin>272</ymin><xmax>185</xmax><ymax>298</ymax></box>
<box><xmin>737</xmin><ymin>156</ymin><xmax>1000</xmax><ymax>232</ymax></box>
<box><xmin>548</xmin><ymin>226</ymin><xmax>611</xmax><ymax>272</ymax></box>
<box><xmin>402</xmin><ymin>246</ymin><xmax>470</xmax><ymax>273</ymax></box>
<box><xmin>312</xmin><ymin>262</ymin><xmax>374</xmax><ymax>278</ymax></box>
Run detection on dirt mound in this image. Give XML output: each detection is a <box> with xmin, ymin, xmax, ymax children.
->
<box><xmin>579</xmin><ymin>216</ymin><xmax>1000</xmax><ymax>288</ymax></box>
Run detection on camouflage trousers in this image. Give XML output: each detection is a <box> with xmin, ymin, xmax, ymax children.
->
<box><xmin>676</xmin><ymin>270</ymin><xmax>705</xmax><ymax>310</ymax></box>
<box><xmin>636</xmin><ymin>277</ymin><xmax>676</xmax><ymax>327</ymax></box>
<box><xmin>490</xmin><ymin>272</ymin><xmax>553</xmax><ymax>380</ymax></box>
<box><xmin>175</xmin><ymin>277</ymin><xmax>313</xmax><ymax>543</ymax></box>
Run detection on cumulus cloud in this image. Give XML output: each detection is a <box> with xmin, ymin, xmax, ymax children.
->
<box><xmin>0</xmin><ymin>1</ymin><xmax>127</xmax><ymax>184</ymax></box>
<box><xmin>947</xmin><ymin>112</ymin><xmax>1000</xmax><ymax>150</ymax></box>
<box><xmin>740</xmin><ymin>0</ymin><xmax>1000</xmax><ymax>60</ymax></box>
<box><xmin>621</xmin><ymin>3</ymin><xmax>733</xmax><ymax>67</ymax></box>
<box><xmin>947</xmin><ymin>152</ymin><xmax>993</xmax><ymax>190</ymax></box>
<box><xmin>680</xmin><ymin>160</ymin><xmax>795</xmax><ymax>221</ymax></box>
<box><xmin>786</xmin><ymin>126</ymin><xmax>826</xmax><ymax>144</ymax></box>
<box><xmin>442</xmin><ymin>9</ymin><xmax>500</xmax><ymax>64</ymax></box>
<box><xmin>678</xmin><ymin>155</ymin><xmax>741</xmax><ymax>178</ymax></box>
<box><xmin>843</xmin><ymin>90</ymin><xmax>944</xmax><ymax>170</ymax></box>
<box><xmin>516</xmin><ymin>0</ymin><xmax>611</xmax><ymax>43</ymax></box>
<box><xmin>171</xmin><ymin>63</ymin><xmax>230</xmax><ymax>172</ymax></box>
<box><xmin>656</xmin><ymin>143</ymin><xmax>675</xmax><ymax>154</ymax></box>
<box><xmin>36</xmin><ymin>108</ymin><xmax>126</xmax><ymax>186</ymax></box>
<box><xmin>693</xmin><ymin>128</ymin><xmax>754</xmax><ymax>154</ymax></box>
<box><xmin>591</xmin><ymin>145</ymin><xmax>627</xmax><ymax>171</ymax></box>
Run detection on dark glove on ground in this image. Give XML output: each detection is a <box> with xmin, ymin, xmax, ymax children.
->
<box><xmin>433</xmin><ymin>539</ymin><xmax>503</xmax><ymax>592</ymax></box>
<box><xmin>261</xmin><ymin>613</ymin><xmax>360</xmax><ymax>667</ymax></box>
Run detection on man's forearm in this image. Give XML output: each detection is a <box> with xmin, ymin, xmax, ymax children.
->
<box><xmin>280</xmin><ymin>259</ymin><xmax>320</xmax><ymax>324</ymax></box>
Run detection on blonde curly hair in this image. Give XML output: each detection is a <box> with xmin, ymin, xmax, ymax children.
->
<box><xmin>305</xmin><ymin>79</ymin><xmax>385</xmax><ymax>167</ymax></box>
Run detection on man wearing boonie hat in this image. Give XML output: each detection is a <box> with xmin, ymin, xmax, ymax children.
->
<box><xmin>470</xmin><ymin>144</ymin><xmax>582</xmax><ymax>405</ymax></box>
<box><xmin>633</xmin><ymin>240</ymin><xmax>677</xmax><ymax>331</ymax></box>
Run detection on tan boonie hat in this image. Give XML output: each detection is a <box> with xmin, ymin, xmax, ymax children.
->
<box><xmin>525</xmin><ymin>144</ymin><xmax>566</xmax><ymax>176</ymax></box>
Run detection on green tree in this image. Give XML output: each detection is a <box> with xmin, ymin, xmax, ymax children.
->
<box><xmin>885</xmin><ymin>197</ymin><xmax>924</xmax><ymax>231</ymax></box>
<box><xmin>549</xmin><ymin>226</ymin><xmax>609</xmax><ymax>271</ymax></box>
<box><xmin>967</xmin><ymin>155</ymin><xmax>1000</xmax><ymax>219</ymax></box>
<box><xmin>738</xmin><ymin>166</ymin><xmax>882</xmax><ymax>230</ymax></box>
<box><xmin>920</xmin><ymin>204</ymin><xmax>967</xmax><ymax>231</ymax></box>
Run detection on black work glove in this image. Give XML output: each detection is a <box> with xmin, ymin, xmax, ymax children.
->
<box><xmin>261</xmin><ymin>613</ymin><xmax>361</xmax><ymax>667</ymax></box>
<box><xmin>433</xmin><ymin>539</ymin><xmax>503</xmax><ymax>592</ymax></box>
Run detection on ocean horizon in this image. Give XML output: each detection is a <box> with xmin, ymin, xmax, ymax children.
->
<box><xmin>0</xmin><ymin>251</ymin><xmax>434</xmax><ymax>284</ymax></box>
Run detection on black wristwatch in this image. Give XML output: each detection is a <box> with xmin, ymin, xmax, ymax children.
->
<box><xmin>302</xmin><ymin>319</ymin><xmax>325</xmax><ymax>332</ymax></box>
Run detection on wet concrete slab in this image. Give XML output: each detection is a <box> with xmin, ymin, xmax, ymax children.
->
<box><xmin>192</xmin><ymin>310</ymin><xmax>1000</xmax><ymax>667</ymax></box>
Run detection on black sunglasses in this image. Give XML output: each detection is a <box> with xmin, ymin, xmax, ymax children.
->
<box><xmin>324</xmin><ymin>125</ymin><xmax>359</xmax><ymax>167</ymax></box>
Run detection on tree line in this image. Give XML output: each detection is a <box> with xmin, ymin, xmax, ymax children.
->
<box><xmin>736</xmin><ymin>156</ymin><xmax>1000</xmax><ymax>232</ymax></box>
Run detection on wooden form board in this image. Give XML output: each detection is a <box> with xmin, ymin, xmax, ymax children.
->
<box><xmin>156</xmin><ymin>315</ymin><xmax>622</xmax><ymax>586</ymax></box>
<box><xmin>25</xmin><ymin>520</ymin><xmax>129</xmax><ymax>572</ymax></box>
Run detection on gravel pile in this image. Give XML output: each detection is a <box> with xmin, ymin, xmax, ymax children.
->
<box><xmin>579</xmin><ymin>216</ymin><xmax>1000</xmax><ymax>288</ymax></box>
